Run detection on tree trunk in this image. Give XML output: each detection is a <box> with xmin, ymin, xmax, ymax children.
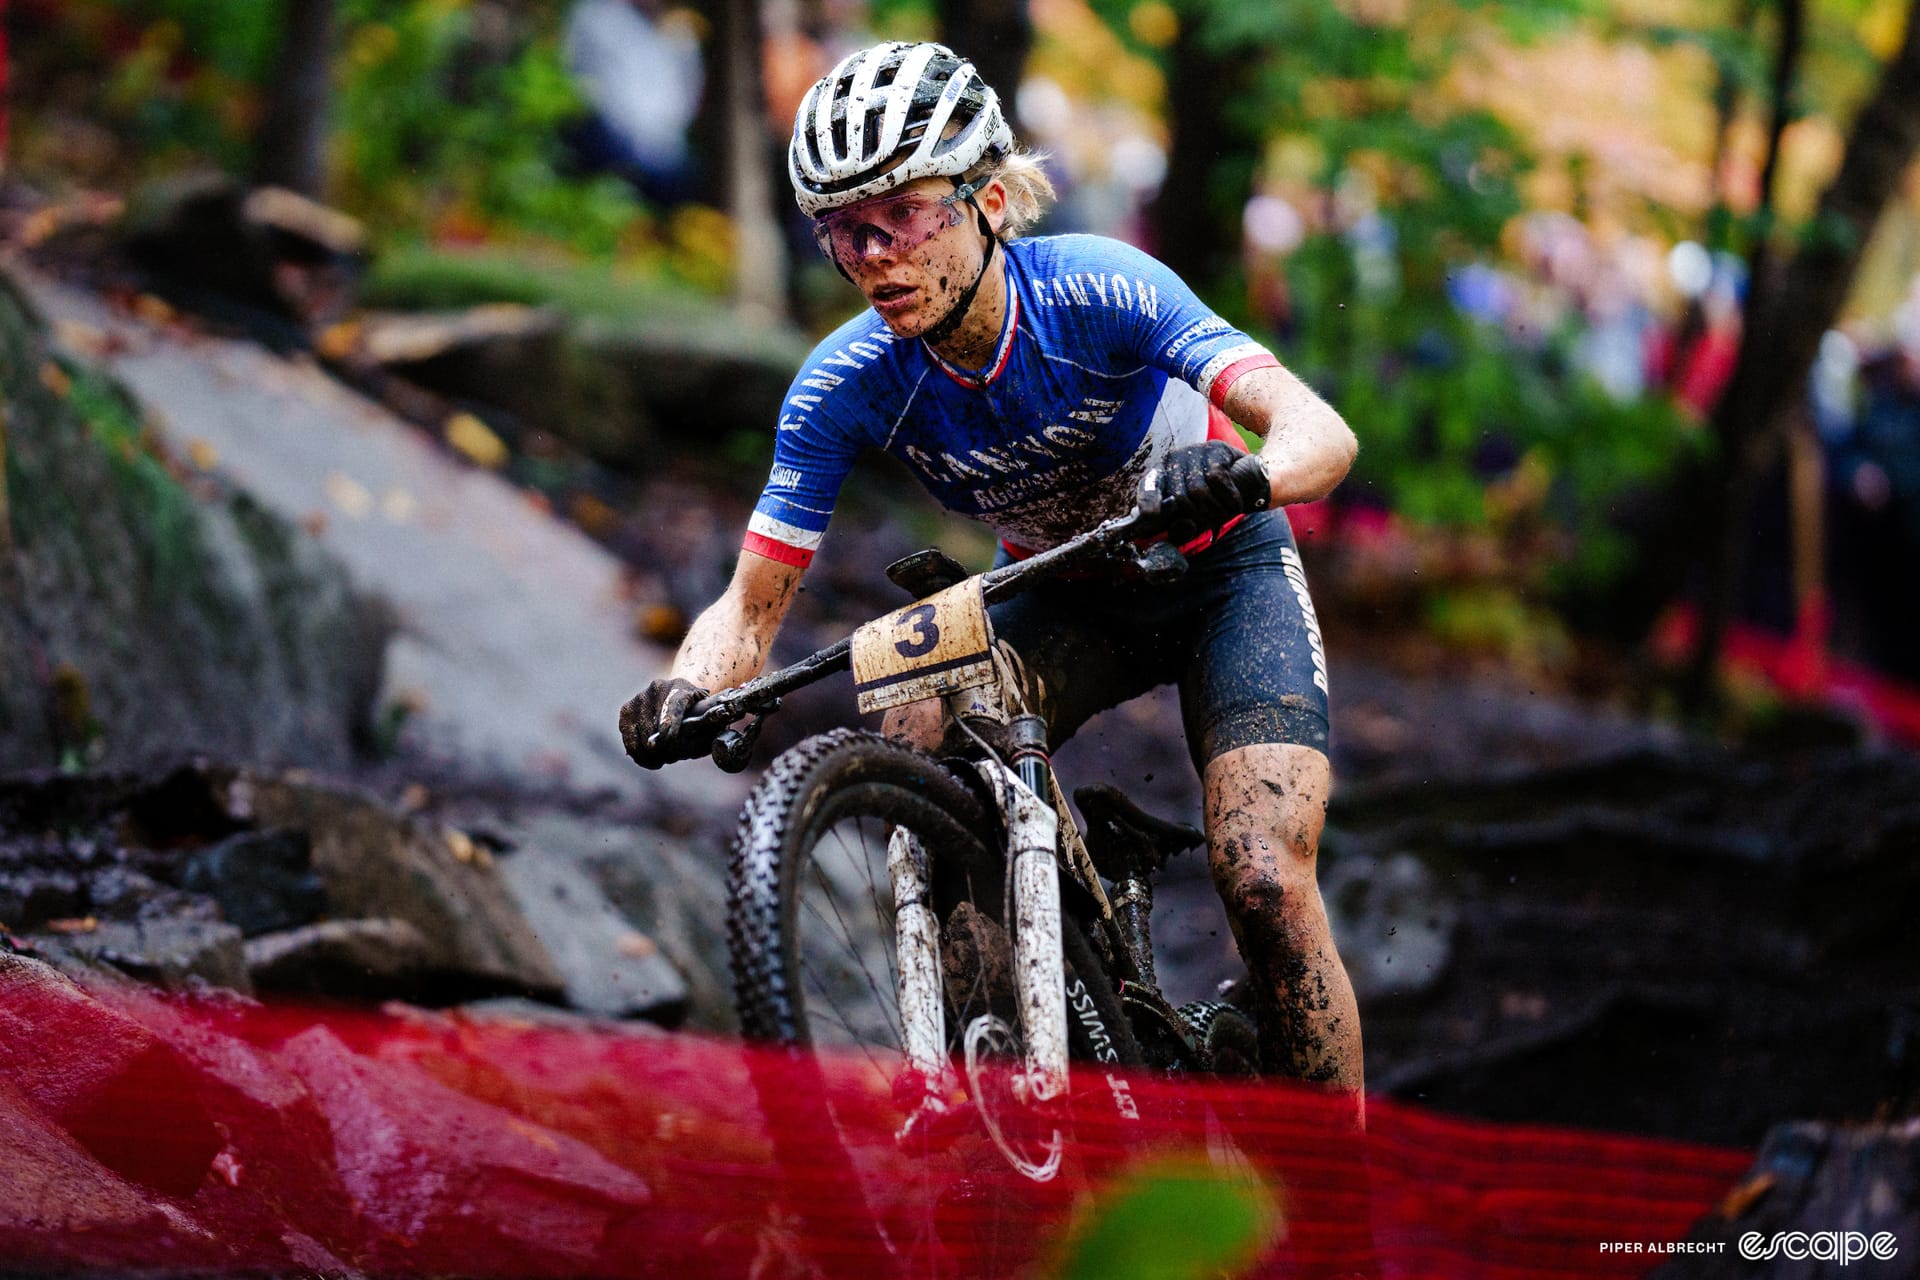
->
<box><xmin>253</xmin><ymin>0</ymin><xmax>336</xmax><ymax>198</ymax></box>
<box><xmin>1682</xmin><ymin>0</ymin><xmax>1920</xmax><ymax>709</ymax></box>
<box><xmin>1145</xmin><ymin>18</ymin><xmax>1251</xmax><ymax>287</ymax></box>
<box><xmin>936</xmin><ymin>0</ymin><xmax>1032</xmax><ymax>128</ymax></box>
<box><xmin>1</xmin><ymin>0</ymin><xmax>11</xmax><ymax>177</ymax></box>
<box><xmin>707</xmin><ymin>0</ymin><xmax>789</xmax><ymax>323</ymax></box>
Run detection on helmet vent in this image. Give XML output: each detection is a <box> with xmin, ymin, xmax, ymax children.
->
<box><xmin>788</xmin><ymin>41</ymin><xmax>1013</xmax><ymax>216</ymax></box>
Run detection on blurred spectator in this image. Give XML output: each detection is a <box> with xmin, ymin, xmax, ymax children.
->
<box><xmin>1829</xmin><ymin>337</ymin><xmax>1920</xmax><ymax>681</ymax></box>
<box><xmin>1646</xmin><ymin>245</ymin><xmax>1744</xmax><ymax>419</ymax></box>
<box><xmin>564</xmin><ymin>0</ymin><xmax>704</xmax><ymax>205</ymax></box>
<box><xmin>1243</xmin><ymin>192</ymin><xmax>1304</xmax><ymax>340</ymax></box>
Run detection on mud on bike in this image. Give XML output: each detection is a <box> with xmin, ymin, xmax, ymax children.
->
<box><xmin>651</xmin><ymin>462</ymin><xmax>1272</xmax><ymax>1192</ymax></box>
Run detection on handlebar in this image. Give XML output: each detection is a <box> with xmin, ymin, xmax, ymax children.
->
<box><xmin>665</xmin><ymin>452</ymin><xmax>1271</xmax><ymax>771</ymax></box>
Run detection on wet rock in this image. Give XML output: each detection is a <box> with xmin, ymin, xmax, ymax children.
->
<box><xmin>37</xmin><ymin>912</ymin><xmax>251</xmax><ymax>994</ymax></box>
<box><xmin>1650</xmin><ymin>1119</ymin><xmax>1920</xmax><ymax>1277</ymax></box>
<box><xmin>498</xmin><ymin>809</ymin><xmax>736</xmax><ymax>1032</ymax></box>
<box><xmin>1320</xmin><ymin>851</ymin><xmax>1457</xmax><ymax>1001</ymax></box>
<box><xmin>0</xmin><ymin>270</ymin><xmax>389</xmax><ymax>774</ymax></box>
<box><xmin>244</xmin><ymin>918</ymin><xmax>438</xmax><ymax>998</ymax></box>
<box><xmin>280</xmin><ymin>1024</ymin><xmax>650</xmax><ymax>1272</ymax></box>
<box><xmin>579</xmin><ymin>324</ymin><xmax>807</xmax><ymax>449</ymax></box>
<box><xmin>123</xmin><ymin>172</ymin><xmax>366</xmax><ymax>336</ymax></box>
<box><xmin>0</xmin><ymin>954</ymin><xmax>222</xmax><ymax>1198</ymax></box>
<box><xmin>179</xmin><ymin>828</ymin><xmax>327</xmax><ymax>937</ymax></box>
<box><xmin>104</xmin><ymin>986</ymin><xmax>363</xmax><ymax>1266</ymax></box>
<box><xmin>1</xmin><ymin>765</ymin><xmax>565</xmax><ymax>1005</ymax></box>
<box><xmin>245</xmin><ymin>774</ymin><xmax>565</xmax><ymax>1002</ymax></box>
<box><xmin>0</xmin><ymin>1074</ymin><xmax>220</xmax><ymax>1271</ymax></box>
<box><xmin>1333</xmin><ymin>747</ymin><xmax>1920</xmax><ymax>1146</ymax></box>
<box><xmin>494</xmin><ymin>844</ymin><xmax>690</xmax><ymax>1024</ymax></box>
<box><xmin>343</xmin><ymin>307</ymin><xmax>647</xmax><ymax>467</ymax></box>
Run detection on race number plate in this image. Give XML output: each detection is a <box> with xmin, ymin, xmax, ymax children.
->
<box><xmin>850</xmin><ymin>578</ymin><xmax>994</xmax><ymax>715</ymax></box>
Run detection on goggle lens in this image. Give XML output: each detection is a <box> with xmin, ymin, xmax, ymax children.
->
<box><xmin>812</xmin><ymin>191</ymin><xmax>969</xmax><ymax>270</ymax></box>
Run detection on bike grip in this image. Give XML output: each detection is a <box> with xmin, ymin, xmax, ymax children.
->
<box><xmin>1229</xmin><ymin>453</ymin><xmax>1271</xmax><ymax>510</ymax></box>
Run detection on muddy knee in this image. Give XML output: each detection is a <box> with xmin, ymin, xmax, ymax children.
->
<box><xmin>1214</xmin><ymin>853</ymin><xmax>1328</xmax><ymax>950</ymax></box>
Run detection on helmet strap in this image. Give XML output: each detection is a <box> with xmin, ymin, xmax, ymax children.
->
<box><xmin>917</xmin><ymin>182</ymin><xmax>998</xmax><ymax>352</ymax></box>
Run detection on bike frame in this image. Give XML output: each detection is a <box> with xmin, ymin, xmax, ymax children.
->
<box><xmin>679</xmin><ymin>507</ymin><xmax>1197</xmax><ymax>1144</ymax></box>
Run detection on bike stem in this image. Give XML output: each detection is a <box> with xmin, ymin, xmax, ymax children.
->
<box><xmin>680</xmin><ymin>511</ymin><xmax>1156</xmax><ymax>746</ymax></box>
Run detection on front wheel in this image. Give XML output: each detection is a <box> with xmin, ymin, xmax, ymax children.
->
<box><xmin>728</xmin><ymin>728</ymin><xmax>1139</xmax><ymax>1073</ymax></box>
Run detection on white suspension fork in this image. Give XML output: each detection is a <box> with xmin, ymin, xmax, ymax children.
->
<box><xmin>976</xmin><ymin>759</ymin><xmax>1070</xmax><ymax>1105</ymax></box>
<box><xmin>887</xmin><ymin>826</ymin><xmax>947</xmax><ymax>1091</ymax></box>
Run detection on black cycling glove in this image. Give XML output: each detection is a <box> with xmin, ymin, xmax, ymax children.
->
<box><xmin>1138</xmin><ymin>442</ymin><xmax>1270</xmax><ymax>541</ymax></box>
<box><xmin>619</xmin><ymin>677</ymin><xmax>707</xmax><ymax>769</ymax></box>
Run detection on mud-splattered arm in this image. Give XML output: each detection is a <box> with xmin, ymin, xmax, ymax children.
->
<box><xmin>1222</xmin><ymin>364</ymin><xmax>1357</xmax><ymax>507</ymax></box>
<box><xmin>667</xmin><ymin>550</ymin><xmax>806</xmax><ymax>693</ymax></box>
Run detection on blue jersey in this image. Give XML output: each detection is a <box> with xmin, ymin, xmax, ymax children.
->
<box><xmin>745</xmin><ymin>234</ymin><xmax>1279</xmax><ymax>567</ymax></box>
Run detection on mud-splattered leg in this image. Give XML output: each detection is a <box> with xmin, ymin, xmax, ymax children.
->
<box><xmin>1204</xmin><ymin>742</ymin><xmax>1364</xmax><ymax>1118</ymax></box>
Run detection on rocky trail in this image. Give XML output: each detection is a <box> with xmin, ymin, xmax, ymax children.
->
<box><xmin>4</xmin><ymin>205</ymin><xmax>1919</xmax><ymax>1273</ymax></box>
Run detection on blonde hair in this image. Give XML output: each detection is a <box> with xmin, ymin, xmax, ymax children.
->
<box><xmin>976</xmin><ymin>148</ymin><xmax>1056</xmax><ymax>238</ymax></box>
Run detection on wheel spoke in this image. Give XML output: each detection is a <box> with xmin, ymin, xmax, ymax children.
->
<box><xmin>797</xmin><ymin>892</ymin><xmax>898</xmax><ymax>1046</ymax></box>
<box><xmin>803</xmin><ymin>829</ymin><xmax>903</xmax><ymax>1046</ymax></box>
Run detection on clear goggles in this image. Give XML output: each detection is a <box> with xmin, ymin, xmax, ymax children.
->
<box><xmin>811</xmin><ymin>184</ymin><xmax>979</xmax><ymax>271</ymax></box>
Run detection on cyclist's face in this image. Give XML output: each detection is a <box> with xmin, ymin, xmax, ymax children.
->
<box><xmin>819</xmin><ymin>178</ymin><xmax>1004</xmax><ymax>337</ymax></box>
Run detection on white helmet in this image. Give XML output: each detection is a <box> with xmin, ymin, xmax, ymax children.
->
<box><xmin>788</xmin><ymin>42</ymin><xmax>1013</xmax><ymax>217</ymax></box>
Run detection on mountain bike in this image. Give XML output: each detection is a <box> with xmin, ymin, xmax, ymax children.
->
<box><xmin>652</xmin><ymin>463</ymin><xmax>1271</xmax><ymax>1193</ymax></box>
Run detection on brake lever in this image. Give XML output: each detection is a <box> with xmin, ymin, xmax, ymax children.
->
<box><xmin>710</xmin><ymin>705</ymin><xmax>775</xmax><ymax>773</ymax></box>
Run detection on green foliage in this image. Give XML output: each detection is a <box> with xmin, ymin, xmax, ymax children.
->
<box><xmin>334</xmin><ymin>0</ymin><xmax>642</xmax><ymax>253</ymax></box>
<box><xmin>1286</xmin><ymin>231</ymin><xmax>1702</xmax><ymax>593</ymax></box>
<box><xmin>1071</xmin><ymin>0</ymin><xmax>1707</xmax><ymax>602</ymax></box>
<box><xmin>25</xmin><ymin>1</ymin><xmax>645</xmax><ymax>254</ymax></box>
<box><xmin>1051</xmin><ymin>1155</ymin><xmax>1282</xmax><ymax>1280</ymax></box>
<box><xmin>56</xmin><ymin>359</ymin><xmax>207</xmax><ymax>598</ymax></box>
<box><xmin>83</xmin><ymin>0</ymin><xmax>281</xmax><ymax>173</ymax></box>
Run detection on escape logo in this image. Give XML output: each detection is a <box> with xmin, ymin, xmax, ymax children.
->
<box><xmin>1739</xmin><ymin>1231</ymin><xmax>1898</xmax><ymax>1265</ymax></box>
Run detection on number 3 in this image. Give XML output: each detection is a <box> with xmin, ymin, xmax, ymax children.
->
<box><xmin>894</xmin><ymin>604</ymin><xmax>940</xmax><ymax>658</ymax></box>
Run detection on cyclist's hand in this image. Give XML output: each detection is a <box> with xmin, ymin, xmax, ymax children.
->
<box><xmin>1138</xmin><ymin>442</ymin><xmax>1270</xmax><ymax>540</ymax></box>
<box><xmin>619</xmin><ymin>677</ymin><xmax>707</xmax><ymax>769</ymax></box>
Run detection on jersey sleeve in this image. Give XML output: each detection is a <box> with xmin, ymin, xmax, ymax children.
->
<box><xmin>743</xmin><ymin>346</ymin><xmax>867</xmax><ymax>569</ymax></box>
<box><xmin>1080</xmin><ymin>237</ymin><xmax>1281</xmax><ymax>409</ymax></box>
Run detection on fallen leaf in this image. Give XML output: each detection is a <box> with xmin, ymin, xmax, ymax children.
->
<box><xmin>46</xmin><ymin>916</ymin><xmax>99</xmax><ymax>935</ymax></box>
<box><xmin>570</xmin><ymin>492</ymin><xmax>618</xmax><ymax>537</ymax></box>
<box><xmin>445</xmin><ymin>412</ymin><xmax>509</xmax><ymax>470</ymax></box>
<box><xmin>132</xmin><ymin>294</ymin><xmax>176</xmax><ymax>326</ymax></box>
<box><xmin>53</xmin><ymin>319</ymin><xmax>110</xmax><ymax>357</ymax></box>
<box><xmin>445</xmin><ymin>828</ymin><xmax>478</xmax><ymax>864</ymax></box>
<box><xmin>324</xmin><ymin>471</ymin><xmax>373</xmax><ymax>519</ymax></box>
<box><xmin>1718</xmin><ymin>1173</ymin><xmax>1776</xmax><ymax>1220</ymax></box>
<box><xmin>316</xmin><ymin>320</ymin><xmax>363</xmax><ymax>362</ymax></box>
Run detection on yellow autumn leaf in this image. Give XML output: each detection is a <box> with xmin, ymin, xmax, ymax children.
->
<box><xmin>324</xmin><ymin>471</ymin><xmax>374</xmax><ymax>518</ymax></box>
<box><xmin>445</xmin><ymin>411</ymin><xmax>509</xmax><ymax>470</ymax></box>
